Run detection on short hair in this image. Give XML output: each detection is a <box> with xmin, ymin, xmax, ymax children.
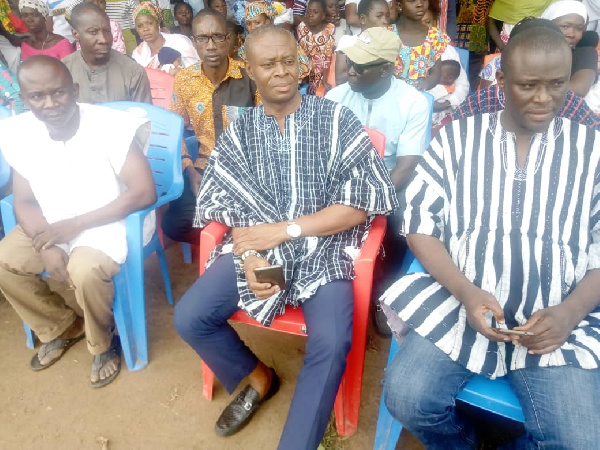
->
<box><xmin>357</xmin><ymin>0</ymin><xmax>387</xmax><ymax>16</ymax></box>
<box><xmin>18</xmin><ymin>55</ymin><xmax>74</xmax><ymax>86</ymax></box>
<box><xmin>245</xmin><ymin>24</ymin><xmax>295</xmax><ymax>61</ymax></box>
<box><xmin>192</xmin><ymin>6</ymin><xmax>226</xmax><ymax>27</ymax></box>
<box><xmin>501</xmin><ymin>25</ymin><xmax>571</xmax><ymax>75</ymax></box>
<box><xmin>441</xmin><ymin>60</ymin><xmax>460</xmax><ymax>77</ymax></box>
<box><xmin>226</xmin><ymin>19</ymin><xmax>242</xmax><ymax>35</ymax></box>
<box><xmin>173</xmin><ymin>1</ymin><xmax>192</xmax><ymax>14</ymax></box>
<box><xmin>307</xmin><ymin>0</ymin><xmax>326</xmax><ymax>13</ymax></box>
<box><xmin>70</xmin><ymin>2</ymin><xmax>105</xmax><ymax>29</ymax></box>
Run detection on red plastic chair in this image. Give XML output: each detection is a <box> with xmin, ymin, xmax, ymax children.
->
<box><xmin>145</xmin><ymin>68</ymin><xmax>175</xmax><ymax>110</ymax></box>
<box><xmin>198</xmin><ymin>127</ymin><xmax>387</xmax><ymax>437</ymax></box>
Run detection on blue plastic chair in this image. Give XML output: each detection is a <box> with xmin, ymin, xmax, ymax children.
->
<box><xmin>373</xmin><ymin>251</ymin><xmax>525</xmax><ymax>450</ymax></box>
<box><xmin>2</xmin><ymin>101</ymin><xmax>184</xmax><ymax>371</ymax></box>
<box><xmin>0</xmin><ymin>105</ymin><xmax>13</xmax><ymax>190</ymax></box>
<box><xmin>455</xmin><ymin>46</ymin><xmax>470</xmax><ymax>80</ymax></box>
<box><xmin>179</xmin><ymin>134</ymin><xmax>200</xmax><ymax>264</ymax></box>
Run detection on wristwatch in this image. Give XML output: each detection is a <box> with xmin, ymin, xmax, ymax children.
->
<box><xmin>286</xmin><ymin>221</ymin><xmax>302</xmax><ymax>240</ymax></box>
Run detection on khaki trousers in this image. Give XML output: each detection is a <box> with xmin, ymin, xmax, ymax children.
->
<box><xmin>0</xmin><ymin>226</ymin><xmax>120</xmax><ymax>355</ymax></box>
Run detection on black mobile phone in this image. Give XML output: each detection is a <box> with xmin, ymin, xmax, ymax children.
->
<box><xmin>254</xmin><ymin>265</ymin><xmax>286</xmax><ymax>290</ymax></box>
<box><xmin>492</xmin><ymin>328</ymin><xmax>535</xmax><ymax>336</ymax></box>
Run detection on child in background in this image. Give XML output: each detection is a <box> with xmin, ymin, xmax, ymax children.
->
<box><xmin>226</xmin><ymin>19</ymin><xmax>243</xmax><ymax>60</ymax></box>
<box><xmin>208</xmin><ymin>0</ymin><xmax>228</xmax><ymax>17</ymax></box>
<box><xmin>325</xmin><ymin>0</ymin><xmax>348</xmax><ymax>46</ymax></box>
<box><xmin>427</xmin><ymin>59</ymin><xmax>461</xmax><ymax>127</ymax></box>
<box><xmin>157</xmin><ymin>46</ymin><xmax>183</xmax><ymax>75</ymax></box>
<box><xmin>171</xmin><ymin>1</ymin><xmax>193</xmax><ymax>36</ymax></box>
<box><xmin>297</xmin><ymin>0</ymin><xmax>336</xmax><ymax>94</ymax></box>
<box><xmin>420</xmin><ymin>1</ymin><xmax>439</xmax><ymax>27</ymax></box>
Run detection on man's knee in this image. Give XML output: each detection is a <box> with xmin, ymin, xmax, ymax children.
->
<box><xmin>173</xmin><ymin>279</ymin><xmax>222</xmax><ymax>342</ymax></box>
<box><xmin>305</xmin><ymin>317</ymin><xmax>353</xmax><ymax>368</ymax></box>
<box><xmin>0</xmin><ymin>227</ymin><xmax>41</xmax><ymax>276</ymax></box>
<box><xmin>67</xmin><ymin>248</ymin><xmax>118</xmax><ymax>288</ymax></box>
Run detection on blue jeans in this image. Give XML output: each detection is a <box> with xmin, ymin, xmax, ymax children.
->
<box><xmin>383</xmin><ymin>331</ymin><xmax>600</xmax><ymax>449</ymax></box>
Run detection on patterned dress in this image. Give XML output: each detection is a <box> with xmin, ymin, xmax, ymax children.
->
<box><xmin>393</xmin><ymin>26</ymin><xmax>450</xmax><ymax>86</ymax></box>
<box><xmin>297</xmin><ymin>22</ymin><xmax>336</xmax><ymax>95</ymax></box>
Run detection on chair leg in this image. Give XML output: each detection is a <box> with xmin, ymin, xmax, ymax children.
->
<box><xmin>201</xmin><ymin>360</ymin><xmax>215</xmax><ymax>401</ymax></box>
<box><xmin>182</xmin><ymin>242</ymin><xmax>192</xmax><ymax>264</ymax></box>
<box><xmin>373</xmin><ymin>338</ymin><xmax>402</xmax><ymax>450</ymax></box>
<box><xmin>156</xmin><ymin>243</ymin><xmax>174</xmax><ymax>305</ymax></box>
<box><xmin>23</xmin><ymin>322</ymin><xmax>34</xmax><ymax>349</ymax></box>
<box><xmin>112</xmin><ymin>268</ymin><xmax>146</xmax><ymax>371</ymax></box>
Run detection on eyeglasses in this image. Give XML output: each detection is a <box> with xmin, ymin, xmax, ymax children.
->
<box><xmin>346</xmin><ymin>58</ymin><xmax>390</xmax><ymax>75</ymax></box>
<box><xmin>192</xmin><ymin>33</ymin><xmax>228</xmax><ymax>44</ymax></box>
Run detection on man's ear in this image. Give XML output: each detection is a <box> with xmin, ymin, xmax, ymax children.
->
<box><xmin>72</xmin><ymin>27</ymin><xmax>79</xmax><ymax>42</ymax></box>
<box><xmin>245</xmin><ymin>60</ymin><xmax>255</xmax><ymax>81</ymax></box>
<box><xmin>381</xmin><ymin>62</ymin><xmax>393</xmax><ymax>78</ymax></box>
<box><xmin>496</xmin><ymin>69</ymin><xmax>505</xmax><ymax>92</ymax></box>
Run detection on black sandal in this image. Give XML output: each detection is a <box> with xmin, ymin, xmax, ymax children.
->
<box><xmin>30</xmin><ymin>334</ymin><xmax>85</xmax><ymax>371</ymax></box>
<box><xmin>90</xmin><ymin>336</ymin><xmax>122</xmax><ymax>389</ymax></box>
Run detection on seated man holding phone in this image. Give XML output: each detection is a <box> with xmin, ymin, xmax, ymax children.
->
<box><xmin>173</xmin><ymin>25</ymin><xmax>397</xmax><ymax>450</ymax></box>
<box><xmin>380</xmin><ymin>22</ymin><xmax>600</xmax><ymax>448</ymax></box>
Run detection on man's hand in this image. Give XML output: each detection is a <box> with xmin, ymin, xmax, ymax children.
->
<box><xmin>460</xmin><ymin>285</ymin><xmax>510</xmax><ymax>342</ymax></box>
<box><xmin>242</xmin><ymin>255</ymin><xmax>281</xmax><ymax>300</ymax></box>
<box><xmin>32</xmin><ymin>218</ymin><xmax>83</xmax><ymax>252</ymax></box>
<box><xmin>186</xmin><ymin>166</ymin><xmax>202</xmax><ymax>196</ymax></box>
<box><xmin>40</xmin><ymin>246</ymin><xmax>73</xmax><ymax>288</ymax></box>
<box><xmin>232</xmin><ymin>223</ymin><xmax>287</xmax><ymax>255</ymax></box>
<box><xmin>513</xmin><ymin>304</ymin><xmax>577</xmax><ymax>355</ymax></box>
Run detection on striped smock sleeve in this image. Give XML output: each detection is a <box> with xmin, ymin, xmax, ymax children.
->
<box><xmin>403</xmin><ymin>131</ymin><xmax>451</xmax><ymax>240</ymax></box>
<box><xmin>333</xmin><ymin>106</ymin><xmax>398</xmax><ymax>216</ymax></box>
<box><xmin>588</xmin><ymin>167</ymin><xmax>600</xmax><ymax>270</ymax></box>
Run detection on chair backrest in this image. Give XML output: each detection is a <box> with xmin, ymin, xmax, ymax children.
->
<box><xmin>0</xmin><ymin>105</ymin><xmax>12</xmax><ymax>120</ymax></box>
<box><xmin>102</xmin><ymin>102</ymin><xmax>184</xmax><ymax>200</ymax></box>
<box><xmin>455</xmin><ymin>47</ymin><xmax>470</xmax><ymax>79</ymax></box>
<box><xmin>422</xmin><ymin>91</ymin><xmax>434</xmax><ymax>146</ymax></box>
<box><xmin>145</xmin><ymin>68</ymin><xmax>175</xmax><ymax>110</ymax></box>
<box><xmin>0</xmin><ymin>107</ymin><xmax>12</xmax><ymax>189</ymax></box>
<box><xmin>364</xmin><ymin>127</ymin><xmax>385</xmax><ymax>158</ymax></box>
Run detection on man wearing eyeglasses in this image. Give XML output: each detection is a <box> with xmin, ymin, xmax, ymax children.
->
<box><xmin>326</xmin><ymin>27</ymin><xmax>430</xmax><ymax>335</ymax></box>
<box><xmin>164</xmin><ymin>8</ymin><xmax>260</xmax><ymax>246</ymax></box>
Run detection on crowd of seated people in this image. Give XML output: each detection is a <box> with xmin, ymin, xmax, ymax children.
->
<box><xmin>0</xmin><ymin>0</ymin><xmax>598</xmax><ymax>449</ymax></box>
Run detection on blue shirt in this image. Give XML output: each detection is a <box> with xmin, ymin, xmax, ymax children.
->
<box><xmin>326</xmin><ymin>78</ymin><xmax>430</xmax><ymax>170</ymax></box>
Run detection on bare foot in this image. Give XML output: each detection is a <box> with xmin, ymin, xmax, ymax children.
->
<box><xmin>90</xmin><ymin>338</ymin><xmax>121</xmax><ymax>387</ymax></box>
<box><xmin>37</xmin><ymin>316</ymin><xmax>84</xmax><ymax>366</ymax></box>
<box><xmin>246</xmin><ymin>361</ymin><xmax>273</xmax><ymax>399</ymax></box>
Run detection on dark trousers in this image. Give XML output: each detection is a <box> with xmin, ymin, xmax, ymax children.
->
<box><xmin>161</xmin><ymin>174</ymin><xmax>200</xmax><ymax>245</ymax></box>
<box><xmin>174</xmin><ymin>254</ymin><xmax>354</xmax><ymax>450</ymax></box>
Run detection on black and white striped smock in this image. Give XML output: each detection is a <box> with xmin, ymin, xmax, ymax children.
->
<box><xmin>195</xmin><ymin>96</ymin><xmax>398</xmax><ymax>326</ymax></box>
<box><xmin>382</xmin><ymin>112</ymin><xmax>600</xmax><ymax>378</ymax></box>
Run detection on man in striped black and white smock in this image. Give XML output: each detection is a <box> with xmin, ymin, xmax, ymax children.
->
<box><xmin>174</xmin><ymin>25</ymin><xmax>397</xmax><ymax>449</ymax></box>
<box><xmin>381</xmin><ymin>22</ymin><xmax>600</xmax><ymax>448</ymax></box>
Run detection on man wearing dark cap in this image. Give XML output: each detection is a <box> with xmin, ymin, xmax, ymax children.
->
<box><xmin>382</xmin><ymin>22</ymin><xmax>600</xmax><ymax>448</ymax></box>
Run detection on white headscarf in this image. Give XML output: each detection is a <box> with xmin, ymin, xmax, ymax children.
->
<box><xmin>541</xmin><ymin>0</ymin><xmax>588</xmax><ymax>22</ymax></box>
<box><xmin>18</xmin><ymin>0</ymin><xmax>50</xmax><ymax>17</ymax></box>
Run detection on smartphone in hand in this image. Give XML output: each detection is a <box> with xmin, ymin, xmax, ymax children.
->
<box><xmin>492</xmin><ymin>328</ymin><xmax>535</xmax><ymax>336</ymax></box>
<box><xmin>254</xmin><ymin>265</ymin><xmax>286</xmax><ymax>290</ymax></box>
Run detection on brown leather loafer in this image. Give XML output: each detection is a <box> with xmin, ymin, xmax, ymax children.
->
<box><xmin>215</xmin><ymin>368</ymin><xmax>280</xmax><ymax>437</ymax></box>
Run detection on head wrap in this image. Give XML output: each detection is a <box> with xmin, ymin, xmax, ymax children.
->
<box><xmin>19</xmin><ymin>0</ymin><xmax>49</xmax><ymax>17</ymax></box>
<box><xmin>134</xmin><ymin>1</ymin><xmax>163</xmax><ymax>24</ymax></box>
<box><xmin>245</xmin><ymin>1</ymin><xmax>276</xmax><ymax>22</ymax></box>
<box><xmin>541</xmin><ymin>1</ymin><xmax>588</xmax><ymax>23</ymax></box>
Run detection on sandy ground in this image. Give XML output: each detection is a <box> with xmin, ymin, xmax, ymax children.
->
<box><xmin>0</xmin><ymin>244</ymin><xmax>423</xmax><ymax>450</ymax></box>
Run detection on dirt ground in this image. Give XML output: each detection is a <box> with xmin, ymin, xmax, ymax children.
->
<box><xmin>0</xmin><ymin>244</ymin><xmax>422</xmax><ymax>450</ymax></box>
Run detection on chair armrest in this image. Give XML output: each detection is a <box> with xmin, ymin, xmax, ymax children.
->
<box><xmin>199</xmin><ymin>221</ymin><xmax>230</xmax><ymax>275</ymax></box>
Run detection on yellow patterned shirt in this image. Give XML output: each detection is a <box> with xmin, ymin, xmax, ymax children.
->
<box><xmin>171</xmin><ymin>58</ymin><xmax>260</xmax><ymax>171</ymax></box>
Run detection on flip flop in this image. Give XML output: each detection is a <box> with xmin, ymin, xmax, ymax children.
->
<box><xmin>90</xmin><ymin>337</ymin><xmax>122</xmax><ymax>389</ymax></box>
<box><xmin>30</xmin><ymin>334</ymin><xmax>85</xmax><ymax>371</ymax></box>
